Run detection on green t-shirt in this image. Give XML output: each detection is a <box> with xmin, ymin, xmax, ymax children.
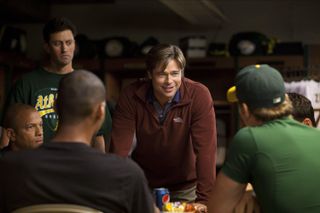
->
<box><xmin>6</xmin><ymin>67</ymin><xmax>112</xmax><ymax>143</ymax></box>
<box><xmin>222</xmin><ymin>117</ymin><xmax>320</xmax><ymax>213</ymax></box>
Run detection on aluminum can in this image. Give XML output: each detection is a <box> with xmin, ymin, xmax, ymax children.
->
<box><xmin>153</xmin><ymin>187</ymin><xmax>170</xmax><ymax>210</ymax></box>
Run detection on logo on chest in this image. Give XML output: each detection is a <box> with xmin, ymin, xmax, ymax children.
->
<box><xmin>173</xmin><ymin>117</ymin><xmax>183</xmax><ymax>123</ymax></box>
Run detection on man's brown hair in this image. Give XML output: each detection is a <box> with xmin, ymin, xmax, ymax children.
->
<box><xmin>146</xmin><ymin>44</ymin><xmax>186</xmax><ymax>74</ymax></box>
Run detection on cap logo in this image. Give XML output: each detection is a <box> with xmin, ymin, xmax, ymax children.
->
<box><xmin>273</xmin><ymin>97</ymin><xmax>282</xmax><ymax>104</ymax></box>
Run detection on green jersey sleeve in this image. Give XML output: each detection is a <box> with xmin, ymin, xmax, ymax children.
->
<box><xmin>221</xmin><ymin>127</ymin><xmax>257</xmax><ymax>184</ymax></box>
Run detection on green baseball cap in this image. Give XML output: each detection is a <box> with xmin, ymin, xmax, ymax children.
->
<box><xmin>227</xmin><ymin>64</ymin><xmax>285</xmax><ymax>109</ymax></box>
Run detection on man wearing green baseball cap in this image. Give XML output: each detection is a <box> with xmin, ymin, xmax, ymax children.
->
<box><xmin>208</xmin><ymin>64</ymin><xmax>320</xmax><ymax>213</ymax></box>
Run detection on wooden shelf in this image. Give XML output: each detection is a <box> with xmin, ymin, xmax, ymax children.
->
<box><xmin>0</xmin><ymin>0</ymin><xmax>49</xmax><ymax>23</ymax></box>
<box><xmin>0</xmin><ymin>51</ymin><xmax>36</xmax><ymax>70</ymax></box>
<box><xmin>74</xmin><ymin>58</ymin><xmax>101</xmax><ymax>72</ymax></box>
<box><xmin>104</xmin><ymin>58</ymin><xmax>146</xmax><ymax>72</ymax></box>
<box><xmin>214</xmin><ymin>100</ymin><xmax>230</xmax><ymax>106</ymax></box>
<box><xmin>238</xmin><ymin>55</ymin><xmax>304</xmax><ymax>71</ymax></box>
<box><xmin>187</xmin><ymin>57</ymin><xmax>235</xmax><ymax>70</ymax></box>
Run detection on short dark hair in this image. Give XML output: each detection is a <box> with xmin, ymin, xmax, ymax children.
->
<box><xmin>3</xmin><ymin>103</ymin><xmax>38</xmax><ymax>130</ymax></box>
<box><xmin>56</xmin><ymin>70</ymin><xmax>106</xmax><ymax>124</ymax></box>
<box><xmin>288</xmin><ymin>92</ymin><xmax>316</xmax><ymax>127</ymax></box>
<box><xmin>42</xmin><ymin>17</ymin><xmax>77</xmax><ymax>43</ymax></box>
<box><xmin>146</xmin><ymin>44</ymin><xmax>186</xmax><ymax>74</ymax></box>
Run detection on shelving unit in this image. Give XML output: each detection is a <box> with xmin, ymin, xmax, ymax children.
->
<box><xmin>0</xmin><ymin>51</ymin><xmax>36</xmax><ymax>119</ymax></box>
<box><xmin>237</xmin><ymin>55</ymin><xmax>305</xmax><ymax>81</ymax></box>
<box><xmin>103</xmin><ymin>58</ymin><xmax>146</xmax><ymax>102</ymax></box>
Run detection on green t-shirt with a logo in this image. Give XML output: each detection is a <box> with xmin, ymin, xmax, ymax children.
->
<box><xmin>7</xmin><ymin>67</ymin><xmax>111</xmax><ymax>143</ymax></box>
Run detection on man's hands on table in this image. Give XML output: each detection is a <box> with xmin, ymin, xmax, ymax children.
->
<box><xmin>193</xmin><ymin>202</ymin><xmax>207</xmax><ymax>213</ymax></box>
<box><xmin>155</xmin><ymin>202</ymin><xmax>207</xmax><ymax>213</ymax></box>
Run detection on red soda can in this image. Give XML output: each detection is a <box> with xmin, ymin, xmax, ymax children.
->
<box><xmin>153</xmin><ymin>188</ymin><xmax>170</xmax><ymax>210</ymax></box>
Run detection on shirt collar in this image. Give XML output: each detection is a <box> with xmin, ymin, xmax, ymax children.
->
<box><xmin>146</xmin><ymin>87</ymin><xmax>181</xmax><ymax>104</ymax></box>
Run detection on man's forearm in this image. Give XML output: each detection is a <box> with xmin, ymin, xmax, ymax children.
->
<box><xmin>208</xmin><ymin>172</ymin><xmax>246</xmax><ymax>213</ymax></box>
<box><xmin>195</xmin><ymin>149</ymin><xmax>216</xmax><ymax>203</ymax></box>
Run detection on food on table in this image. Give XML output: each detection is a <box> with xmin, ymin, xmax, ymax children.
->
<box><xmin>162</xmin><ymin>202</ymin><xmax>195</xmax><ymax>212</ymax></box>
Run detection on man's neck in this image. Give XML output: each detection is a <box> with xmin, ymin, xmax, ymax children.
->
<box><xmin>51</xmin><ymin>125</ymin><xmax>94</xmax><ymax>146</ymax></box>
<box><xmin>11</xmin><ymin>144</ymin><xmax>19</xmax><ymax>152</ymax></box>
<box><xmin>153</xmin><ymin>93</ymin><xmax>175</xmax><ymax>108</ymax></box>
<box><xmin>45</xmin><ymin>63</ymin><xmax>73</xmax><ymax>75</ymax></box>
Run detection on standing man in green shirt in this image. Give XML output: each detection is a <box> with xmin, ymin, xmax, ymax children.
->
<box><xmin>208</xmin><ymin>64</ymin><xmax>320</xmax><ymax>213</ymax></box>
<box><xmin>1</xmin><ymin>17</ymin><xmax>111</xmax><ymax>152</ymax></box>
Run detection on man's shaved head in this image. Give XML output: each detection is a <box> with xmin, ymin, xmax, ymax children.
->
<box><xmin>4</xmin><ymin>104</ymin><xmax>38</xmax><ymax>130</ymax></box>
<box><xmin>4</xmin><ymin>103</ymin><xmax>43</xmax><ymax>150</ymax></box>
<box><xmin>56</xmin><ymin>70</ymin><xmax>106</xmax><ymax>124</ymax></box>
